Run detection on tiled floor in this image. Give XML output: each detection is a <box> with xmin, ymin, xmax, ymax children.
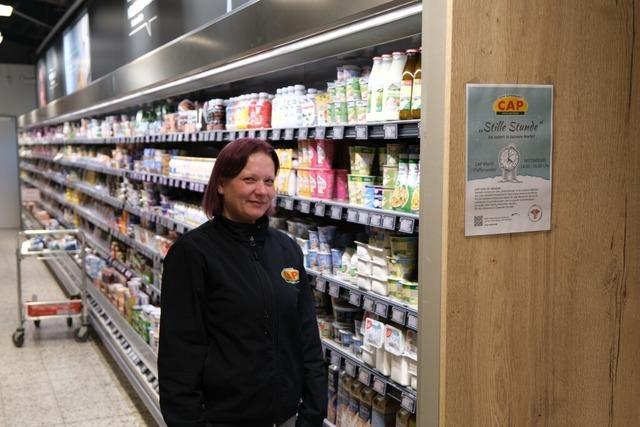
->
<box><xmin>0</xmin><ymin>229</ymin><xmax>156</xmax><ymax>427</ymax></box>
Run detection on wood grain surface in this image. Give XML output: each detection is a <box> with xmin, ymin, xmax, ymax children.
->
<box><xmin>438</xmin><ymin>1</ymin><xmax>640</xmax><ymax>426</ymax></box>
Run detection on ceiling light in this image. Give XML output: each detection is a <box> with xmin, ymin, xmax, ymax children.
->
<box><xmin>0</xmin><ymin>4</ymin><xmax>13</xmax><ymax>17</ymax></box>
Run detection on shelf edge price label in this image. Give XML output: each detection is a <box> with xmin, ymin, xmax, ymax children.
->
<box><xmin>298</xmin><ymin>127</ymin><xmax>308</xmax><ymax>140</ymax></box>
<box><xmin>382</xmin><ymin>215</ymin><xmax>396</xmax><ymax>230</ymax></box>
<box><xmin>383</xmin><ymin>123</ymin><xmax>398</xmax><ymax>139</ymax></box>
<box><xmin>399</xmin><ymin>217</ymin><xmax>415</xmax><ymax>234</ymax></box>
<box><xmin>355</xmin><ymin>125</ymin><xmax>368</xmax><ymax>140</ymax></box>
<box><xmin>259</xmin><ymin>129</ymin><xmax>268</xmax><ymax>140</ymax></box>
<box><xmin>401</xmin><ymin>393</ymin><xmax>416</xmax><ymax>413</ymax></box>
<box><xmin>315</xmin><ymin>127</ymin><xmax>326</xmax><ymax>139</ymax></box>
<box><xmin>284</xmin><ymin>128</ymin><xmax>294</xmax><ymax>140</ymax></box>
<box><xmin>407</xmin><ymin>313</ymin><xmax>418</xmax><ymax>330</ymax></box>
<box><xmin>229</xmin><ymin>131</ymin><xmax>237</xmax><ymax>141</ymax></box>
<box><xmin>345</xmin><ymin>360</ymin><xmax>356</xmax><ymax>377</ymax></box>
<box><xmin>369</xmin><ymin>213</ymin><xmax>382</xmax><ymax>228</ymax></box>
<box><xmin>272</xmin><ymin>129</ymin><xmax>281</xmax><ymax>141</ymax></box>
<box><xmin>315</xmin><ymin>278</ymin><xmax>327</xmax><ymax>293</ymax></box>
<box><xmin>330</xmin><ymin>352</ymin><xmax>341</xmax><ymax>367</ymax></box>
<box><xmin>238</xmin><ymin>131</ymin><xmax>246</xmax><ymax>139</ymax></box>
<box><xmin>348</xmin><ymin>291</ymin><xmax>361</xmax><ymax>307</ymax></box>
<box><xmin>375</xmin><ymin>301</ymin><xmax>389</xmax><ymax>317</ymax></box>
<box><xmin>358</xmin><ymin>369</ymin><xmax>371</xmax><ymax>387</ymax></box>
<box><xmin>391</xmin><ymin>307</ymin><xmax>407</xmax><ymax>325</ymax></box>
<box><xmin>332</xmin><ymin>126</ymin><xmax>344</xmax><ymax>140</ymax></box>
<box><xmin>372</xmin><ymin>375</ymin><xmax>387</xmax><ymax>395</ymax></box>
<box><xmin>357</xmin><ymin>210</ymin><xmax>370</xmax><ymax>225</ymax></box>
<box><xmin>248</xmin><ymin>130</ymin><xmax>256</xmax><ymax>139</ymax></box>
<box><xmin>346</xmin><ymin>208</ymin><xmax>358</xmax><ymax>223</ymax></box>
<box><xmin>363</xmin><ymin>297</ymin><xmax>374</xmax><ymax>312</ymax></box>
<box><xmin>330</xmin><ymin>205</ymin><xmax>343</xmax><ymax>220</ymax></box>
<box><xmin>314</xmin><ymin>202</ymin><xmax>326</xmax><ymax>217</ymax></box>
<box><xmin>284</xmin><ymin>198</ymin><xmax>294</xmax><ymax>210</ymax></box>
<box><xmin>300</xmin><ymin>200</ymin><xmax>311</xmax><ymax>214</ymax></box>
<box><xmin>328</xmin><ymin>282</ymin><xmax>340</xmax><ymax>298</ymax></box>
<box><xmin>216</xmin><ymin>132</ymin><xmax>224</xmax><ymax>142</ymax></box>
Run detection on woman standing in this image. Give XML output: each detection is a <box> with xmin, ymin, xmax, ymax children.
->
<box><xmin>159</xmin><ymin>138</ymin><xmax>327</xmax><ymax>427</ymax></box>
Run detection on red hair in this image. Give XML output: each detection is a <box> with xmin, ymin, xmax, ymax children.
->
<box><xmin>202</xmin><ymin>138</ymin><xmax>280</xmax><ymax>218</ymax></box>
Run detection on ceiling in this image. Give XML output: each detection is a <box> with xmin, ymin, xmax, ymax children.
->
<box><xmin>0</xmin><ymin>0</ymin><xmax>74</xmax><ymax>64</ymax></box>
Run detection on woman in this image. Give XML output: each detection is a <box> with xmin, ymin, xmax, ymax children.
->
<box><xmin>159</xmin><ymin>138</ymin><xmax>327</xmax><ymax>427</ymax></box>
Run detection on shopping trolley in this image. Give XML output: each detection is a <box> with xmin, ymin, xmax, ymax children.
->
<box><xmin>12</xmin><ymin>229</ymin><xmax>90</xmax><ymax>347</ymax></box>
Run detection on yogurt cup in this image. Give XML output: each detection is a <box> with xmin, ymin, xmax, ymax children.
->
<box><xmin>318</xmin><ymin>251</ymin><xmax>332</xmax><ymax>273</ymax></box>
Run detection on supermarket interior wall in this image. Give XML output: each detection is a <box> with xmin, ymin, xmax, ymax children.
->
<box><xmin>0</xmin><ymin>64</ymin><xmax>33</xmax><ymax>229</ymax></box>
<box><xmin>439</xmin><ymin>1</ymin><xmax>640</xmax><ymax>426</ymax></box>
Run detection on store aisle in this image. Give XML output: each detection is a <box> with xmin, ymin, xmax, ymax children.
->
<box><xmin>0</xmin><ymin>230</ymin><xmax>156</xmax><ymax>427</ymax></box>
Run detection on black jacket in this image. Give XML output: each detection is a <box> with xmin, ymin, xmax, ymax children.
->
<box><xmin>159</xmin><ymin>215</ymin><xmax>327</xmax><ymax>427</ymax></box>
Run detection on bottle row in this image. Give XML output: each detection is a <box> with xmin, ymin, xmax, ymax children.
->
<box><xmin>20</xmin><ymin>48</ymin><xmax>422</xmax><ymax>142</ymax></box>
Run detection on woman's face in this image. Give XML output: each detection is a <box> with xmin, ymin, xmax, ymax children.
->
<box><xmin>218</xmin><ymin>152</ymin><xmax>276</xmax><ymax>223</ymax></box>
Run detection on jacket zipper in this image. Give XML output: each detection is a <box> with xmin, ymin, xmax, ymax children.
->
<box><xmin>250</xmin><ymin>236</ymin><xmax>272</xmax><ymax>337</ymax></box>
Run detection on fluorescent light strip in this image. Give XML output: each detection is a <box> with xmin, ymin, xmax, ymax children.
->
<box><xmin>0</xmin><ymin>4</ymin><xmax>13</xmax><ymax>17</ymax></box>
<box><xmin>50</xmin><ymin>3</ymin><xmax>422</xmax><ymax>123</ymax></box>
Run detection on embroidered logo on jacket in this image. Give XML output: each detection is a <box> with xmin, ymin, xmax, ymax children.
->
<box><xmin>281</xmin><ymin>268</ymin><xmax>300</xmax><ymax>284</ymax></box>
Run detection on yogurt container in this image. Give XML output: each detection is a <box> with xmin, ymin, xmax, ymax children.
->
<box><xmin>316</xmin><ymin>139</ymin><xmax>334</xmax><ymax>169</ymax></box>
<box><xmin>335</xmin><ymin>169</ymin><xmax>349</xmax><ymax>201</ymax></box>
<box><xmin>318</xmin><ymin>251</ymin><xmax>332</xmax><ymax>273</ymax></box>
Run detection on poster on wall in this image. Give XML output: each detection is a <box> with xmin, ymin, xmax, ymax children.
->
<box><xmin>36</xmin><ymin>59</ymin><xmax>47</xmax><ymax>107</ymax></box>
<box><xmin>465</xmin><ymin>84</ymin><xmax>553</xmax><ymax>236</ymax></box>
<box><xmin>63</xmin><ymin>12</ymin><xmax>91</xmax><ymax>95</ymax></box>
<box><xmin>45</xmin><ymin>43</ymin><xmax>64</xmax><ymax>102</ymax></box>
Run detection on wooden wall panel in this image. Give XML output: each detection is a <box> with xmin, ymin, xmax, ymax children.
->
<box><xmin>441</xmin><ymin>1</ymin><xmax>640</xmax><ymax>426</ymax></box>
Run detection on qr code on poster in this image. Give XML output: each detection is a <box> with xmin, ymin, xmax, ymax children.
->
<box><xmin>474</xmin><ymin>215</ymin><xmax>483</xmax><ymax>226</ymax></box>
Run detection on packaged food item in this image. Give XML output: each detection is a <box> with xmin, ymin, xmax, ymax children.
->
<box><xmin>357</xmin><ymin>387</ymin><xmax>375</xmax><ymax>427</ymax></box>
<box><xmin>390</xmin><ymin>155</ymin><xmax>409</xmax><ymax>210</ymax></box>
<box><xmin>316</xmin><ymin>169</ymin><xmax>336</xmax><ymax>199</ymax></box>
<box><xmin>327</xmin><ymin>365</ymin><xmax>340</xmax><ymax>424</ymax></box>
<box><xmin>371</xmin><ymin>394</ymin><xmax>399</xmax><ymax>427</ymax></box>
<box><xmin>337</xmin><ymin>371</ymin><xmax>353</xmax><ymax>426</ymax></box>
<box><xmin>348</xmin><ymin>175</ymin><xmax>376</xmax><ymax>206</ymax></box>
<box><xmin>386</xmin><ymin>256</ymin><xmax>417</xmax><ymax>281</ymax></box>
<box><xmin>347</xmin><ymin>381</ymin><xmax>364</xmax><ymax>427</ymax></box>
<box><xmin>335</xmin><ymin>169</ymin><xmax>349</xmax><ymax>201</ymax></box>
<box><xmin>316</xmin><ymin>139</ymin><xmax>334</xmax><ymax>169</ymax></box>
<box><xmin>381</xmin><ymin>51</ymin><xmax>407</xmax><ymax>121</ymax></box>
<box><xmin>402</xmin><ymin>154</ymin><xmax>419</xmax><ymax>213</ymax></box>
<box><xmin>367</xmin><ymin>55</ymin><xmax>391</xmax><ymax>122</ymax></box>
<box><xmin>350</xmin><ymin>146</ymin><xmax>376</xmax><ymax>175</ymax></box>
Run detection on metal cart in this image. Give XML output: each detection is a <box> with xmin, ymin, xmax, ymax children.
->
<box><xmin>12</xmin><ymin>229</ymin><xmax>90</xmax><ymax>347</ymax></box>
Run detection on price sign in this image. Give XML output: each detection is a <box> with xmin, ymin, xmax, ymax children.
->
<box><xmin>315</xmin><ymin>279</ymin><xmax>327</xmax><ymax>293</ymax></box>
<box><xmin>284</xmin><ymin>198</ymin><xmax>294</xmax><ymax>210</ymax></box>
<box><xmin>330</xmin><ymin>205</ymin><xmax>343</xmax><ymax>220</ymax></box>
<box><xmin>314</xmin><ymin>202</ymin><xmax>326</xmax><ymax>217</ymax></box>
<box><xmin>298</xmin><ymin>127</ymin><xmax>308</xmax><ymax>140</ymax></box>
<box><xmin>345</xmin><ymin>360</ymin><xmax>357</xmax><ymax>377</ymax></box>
<box><xmin>328</xmin><ymin>283</ymin><xmax>340</xmax><ymax>298</ymax></box>
<box><xmin>259</xmin><ymin>130</ymin><xmax>268</xmax><ymax>140</ymax></box>
<box><xmin>382</xmin><ymin>215</ymin><xmax>396</xmax><ymax>230</ymax></box>
<box><xmin>238</xmin><ymin>131</ymin><xmax>247</xmax><ymax>139</ymax></box>
<box><xmin>284</xmin><ymin>128</ymin><xmax>294</xmax><ymax>140</ymax></box>
<box><xmin>229</xmin><ymin>131</ymin><xmax>237</xmax><ymax>141</ymax></box>
<box><xmin>355</xmin><ymin>125</ymin><xmax>368</xmax><ymax>140</ymax></box>
<box><xmin>333</xmin><ymin>126</ymin><xmax>344</xmax><ymax>140</ymax></box>
<box><xmin>383</xmin><ymin>123</ymin><xmax>398</xmax><ymax>139</ymax></box>
<box><xmin>391</xmin><ymin>307</ymin><xmax>407</xmax><ymax>325</ymax></box>
<box><xmin>363</xmin><ymin>297</ymin><xmax>374</xmax><ymax>312</ymax></box>
<box><xmin>346</xmin><ymin>208</ymin><xmax>358</xmax><ymax>223</ymax></box>
<box><xmin>315</xmin><ymin>127</ymin><xmax>326</xmax><ymax>139</ymax></box>
<box><xmin>358</xmin><ymin>369</ymin><xmax>371</xmax><ymax>387</ymax></box>
<box><xmin>407</xmin><ymin>313</ymin><xmax>418</xmax><ymax>331</ymax></box>
<box><xmin>248</xmin><ymin>130</ymin><xmax>256</xmax><ymax>138</ymax></box>
<box><xmin>168</xmin><ymin>179</ymin><xmax>174</xmax><ymax>187</ymax></box>
<box><xmin>375</xmin><ymin>301</ymin><xmax>389</xmax><ymax>317</ymax></box>
<box><xmin>330</xmin><ymin>352</ymin><xmax>341</xmax><ymax>367</ymax></box>
<box><xmin>272</xmin><ymin>129</ymin><xmax>281</xmax><ymax>141</ymax></box>
<box><xmin>300</xmin><ymin>200</ymin><xmax>311</xmax><ymax>214</ymax></box>
<box><xmin>372</xmin><ymin>376</ymin><xmax>387</xmax><ymax>395</ymax></box>
<box><xmin>357</xmin><ymin>211</ymin><xmax>370</xmax><ymax>225</ymax></box>
<box><xmin>348</xmin><ymin>291</ymin><xmax>361</xmax><ymax>307</ymax></box>
<box><xmin>399</xmin><ymin>217</ymin><xmax>415</xmax><ymax>234</ymax></box>
<box><xmin>401</xmin><ymin>393</ymin><xmax>416</xmax><ymax>413</ymax></box>
<box><xmin>216</xmin><ymin>132</ymin><xmax>224</xmax><ymax>142</ymax></box>
<box><xmin>124</xmin><ymin>270</ymin><xmax>133</xmax><ymax>280</ymax></box>
<box><xmin>181</xmin><ymin>180</ymin><xmax>187</xmax><ymax>189</ymax></box>
<box><xmin>369</xmin><ymin>213</ymin><xmax>382</xmax><ymax>228</ymax></box>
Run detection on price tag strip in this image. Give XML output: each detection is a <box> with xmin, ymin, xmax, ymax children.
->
<box><xmin>358</xmin><ymin>369</ymin><xmax>371</xmax><ymax>387</ymax></box>
<box><xmin>272</xmin><ymin>129</ymin><xmax>282</xmax><ymax>141</ymax></box>
<box><xmin>330</xmin><ymin>352</ymin><xmax>341</xmax><ymax>367</ymax></box>
<box><xmin>375</xmin><ymin>301</ymin><xmax>389</xmax><ymax>317</ymax></box>
<box><xmin>298</xmin><ymin>127</ymin><xmax>308</xmax><ymax>140</ymax></box>
<box><xmin>345</xmin><ymin>360</ymin><xmax>357</xmax><ymax>377</ymax></box>
<box><xmin>355</xmin><ymin>125</ymin><xmax>368</xmax><ymax>140</ymax></box>
<box><xmin>315</xmin><ymin>127</ymin><xmax>326</xmax><ymax>139</ymax></box>
<box><xmin>369</xmin><ymin>213</ymin><xmax>382</xmax><ymax>228</ymax></box>
<box><xmin>372</xmin><ymin>375</ymin><xmax>387</xmax><ymax>395</ymax></box>
<box><xmin>328</xmin><ymin>283</ymin><xmax>341</xmax><ymax>298</ymax></box>
<box><xmin>348</xmin><ymin>291</ymin><xmax>361</xmax><ymax>307</ymax></box>
<box><xmin>300</xmin><ymin>200</ymin><xmax>311</xmax><ymax>214</ymax></box>
<box><xmin>284</xmin><ymin>198</ymin><xmax>294</xmax><ymax>210</ymax></box>
<box><xmin>401</xmin><ymin>392</ymin><xmax>417</xmax><ymax>413</ymax></box>
<box><xmin>383</xmin><ymin>123</ymin><xmax>398</xmax><ymax>139</ymax></box>
<box><xmin>363</xmin><ymin>297</ymin><xmax>374</xmax><ymax>312</ymax></box>
<box><xmin>407</xmin><ymin>313</ymin><xmax>418</xmax><ymax>331</ymax></box>
<box><xmin>382</xmin><ymin>215</ymin><xmax>397</xmax><ymax>230</ymax></box>
<box><xmin>391</xmin><ymin>307</ymin><xmax>407</xmax><ymax>325</ymax></box>
<box><xmin>315</xmin><ymin>278</ymin><xmax>327</xmax><ymax>293</ymax></box>
<box><xmin>347</xmin><ymin>208</ymin><xmax>358</xmax><ymax>223</ymax></box>
<box><xmin>284</xmin><ymin>128</ymin><xmax>294</xmax><ymax>140</ymax></box>
<box><xmin>330</xmin><ymin>205</ymin><xmax>343</xmax><ymax>220</ymax></box>
<box><xmin>333</xmin><ymin>126</ymin><xmax>344</xmax><ymax>140</ymax></box>
<box><xmin>357</xmin><ymin>210</ymin><xmax>370</xmax><ymax>225</ymax></box>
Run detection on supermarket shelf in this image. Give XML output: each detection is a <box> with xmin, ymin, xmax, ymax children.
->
<box><xmin>69</xmin><ymin>182</ymin><xmax>125</xmax><ymax>210</ymax></box>
<box><xmin>126</xmin><ymin>170</ymin><xmax>208</xmax><ymax>193</ymax></box>
<box><xmin>86</xmin><ymin>284</ymin><xmax>158</xmax><ymax>378</ymax></box>
<box><xmin>124</xmin><ymin>203</ymin><xmax>198</xmax><ymax>235</ymax></box>
<box><xmin>322</xmin><ymin>338</ymin><xmax>417</xmax><ymax>414</ymax></box>
<box><xmin>18</xmin><ymin>120</ymin><xmax>421</xmax><ymax>146</ymax></box>
<box><xmin>87</xmin><ymin>296</ymin><xmax>164</xmax><ymax>427</ymax></box>
<box><xmin>276</xmin><ymin>195</ymin><xmax>419</xmax><ymax>234</ymax></box>
<box><xmin>311</xmin><ymin>271</ymin><xmax>418</xmax><ymax>331</ymax></box>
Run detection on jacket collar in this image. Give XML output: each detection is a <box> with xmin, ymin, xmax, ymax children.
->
<box><xmin>213</xmin><ymin>215</ymin><xmax>269</xmax><ymax>244</ymax></box>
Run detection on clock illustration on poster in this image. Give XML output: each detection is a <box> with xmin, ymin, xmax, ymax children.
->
<box><xmin>498</xmin><ymin>144</ymin><xmax>521</xmax><ymax>182</ymax></box>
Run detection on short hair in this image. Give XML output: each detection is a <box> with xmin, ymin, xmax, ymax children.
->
<box><xmin>202</xmin><ymin>138</ymin><xmax>280</xmax><ymax>218</ymax></box>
